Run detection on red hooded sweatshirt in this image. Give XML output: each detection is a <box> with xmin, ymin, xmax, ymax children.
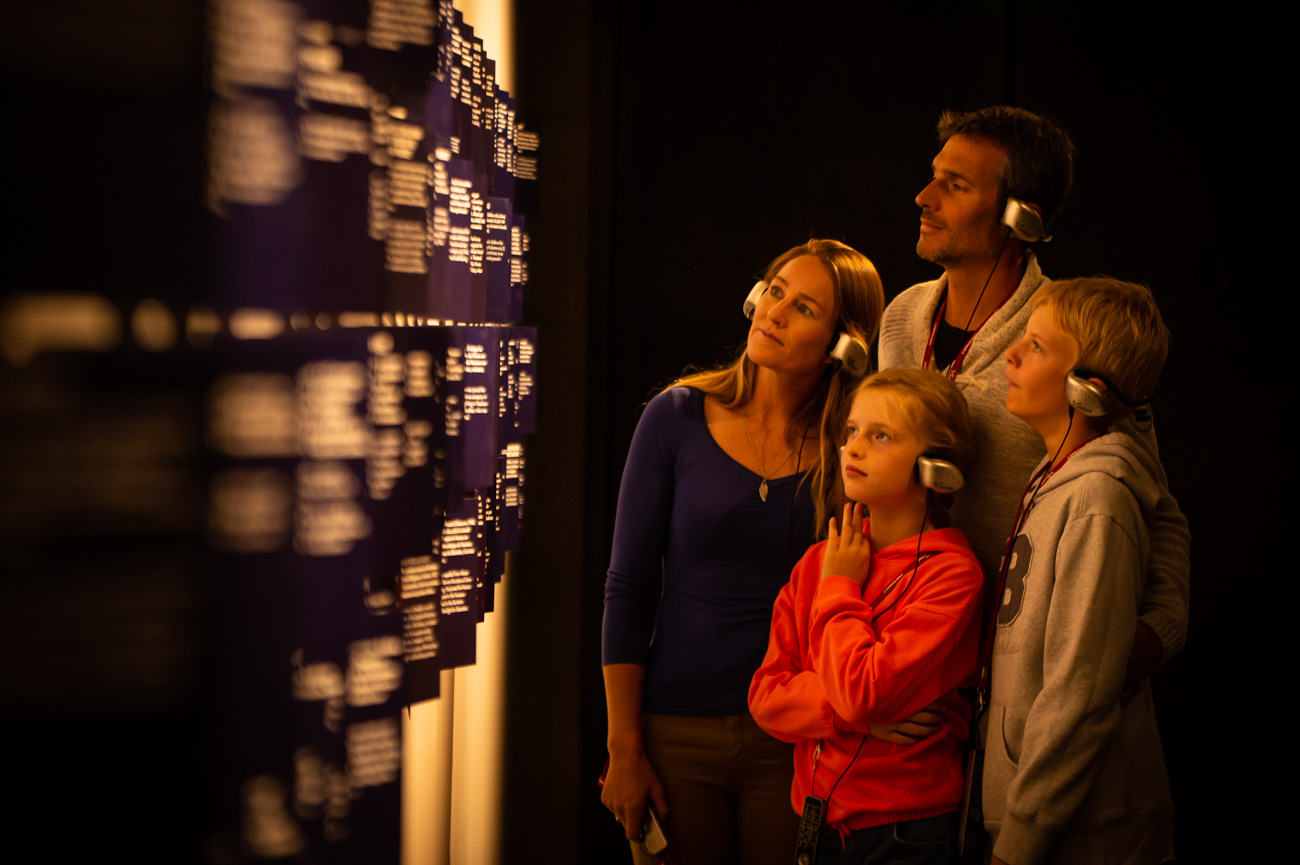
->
<box><xmin>749</xmin><ymin>519</ymin><xmax>983</xmax><ymax>832</ymax></box>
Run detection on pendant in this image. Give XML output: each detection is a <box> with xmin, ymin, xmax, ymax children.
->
<box><xmin>759</xmin><ymin>479</ymin><xmax>769</xmax><ymax>502</ymax></box>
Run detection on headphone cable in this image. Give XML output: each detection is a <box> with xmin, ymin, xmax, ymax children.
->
<box><xmin>960</xmin><ymin>227</ymin><xmax>1014</xmax><ymax>333</ymax></box>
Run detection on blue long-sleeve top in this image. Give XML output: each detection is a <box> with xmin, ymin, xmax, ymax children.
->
<box><xmin>601</xmin><ymin>387</ymin><xmax>818</xmax><ymax>716</ymax></box>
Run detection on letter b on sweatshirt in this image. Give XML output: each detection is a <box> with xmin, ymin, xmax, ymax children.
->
<box><xmin>998</xmin><ymin>534</ymin><xmax>1032</xmax><ymax>626</ymax></box>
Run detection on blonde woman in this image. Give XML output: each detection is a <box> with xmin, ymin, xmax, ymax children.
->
<box><xmin>601</xmin><ymin>240</ymin><xmax>885</xmax><ymax>865</ymax></box>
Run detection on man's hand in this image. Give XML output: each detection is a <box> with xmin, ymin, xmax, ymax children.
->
<box><xmin>600</xmin><ymin>749</ymin><xmax>669</xmax><ymax>843</ymax></box>
<box><xmin>1121</xmin><ymin>620</ymin><xmax>1163</xmax><ymax>705</ymax></box>
<box><xmin>822</xmin><ymin>502</ymin><xmax>872</xmax><ymax>587</ymax></box>
<box><xmin>869</xmin><ymin>701</ymin><xmax>944</xmax><ymax>745</ymax></box>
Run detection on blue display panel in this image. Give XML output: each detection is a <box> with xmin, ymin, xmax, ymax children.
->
<box><xmin>197</xmin><ymin>0</ymin><xmax>539</xmax><ymax>859</ymax></box>
<box><xmin>205</xmin><ymin>328</ymin><xmax>402</xmax><ymax>863</ymax></box>
<box><xmin>2</xmin><ymin>0</ymin><xmax>536</xmax><ymax>861</ymax></box>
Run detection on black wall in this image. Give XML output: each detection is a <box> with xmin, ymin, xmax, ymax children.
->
<box><xmin>508</xmin><ymin>2</ymin><xmax>1288</xmax><ymax>863</ymax></box>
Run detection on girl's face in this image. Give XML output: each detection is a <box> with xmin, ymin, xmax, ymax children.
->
<box><xmin>746</xmin><ymin>255</ymin><xmax>838</xmax><ymax>377</ymax></box>
<box><xmin>840</xmin><ymin>388</ymin><xmax>928</xmax><ymax>509</ymax></box>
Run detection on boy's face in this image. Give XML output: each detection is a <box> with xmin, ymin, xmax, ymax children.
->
<box><xmin>1005</xmin><ymin>304</ymin><xmax>1079</xmax><ymax>430</ymax></box>
<box><xmin>840</xmin><ymin>388</ymin><xmax>927</xmax><ymax>509</ymax></box>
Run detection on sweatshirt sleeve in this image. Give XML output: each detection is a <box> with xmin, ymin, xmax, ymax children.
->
<box><xmin>601</xmin><ymin>391</ymin><xmax>679</xmax><ymax>667</ymax></box>
<box><xmin>748</xmin><ymin>547</ymin><xmax>838</xmax><ymax>743</ymax></box>
<box><xmin>806</xmin><ymin>551</ymin><xmax>982</xmax><ymax>727</ymax></box>
<box><xmin>1114</xmin><ymin>413</ymin><xmax>1190</xmax><ymax>662</ymax></box>
<box><xmin>993</xmin><ymin>512</ymin><xmax>1139</xmax><ymax>865</ymax></box>
<box><xmin>1141</xmin><ymin>487</ymin><xmax>1190</xmax><ymax>660</ymax></box>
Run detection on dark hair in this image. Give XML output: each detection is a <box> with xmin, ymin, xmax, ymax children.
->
<box><xmin>937</xmin><ymin>106</ymin><xmax>1076</xmax><ymax>228</ymax></box>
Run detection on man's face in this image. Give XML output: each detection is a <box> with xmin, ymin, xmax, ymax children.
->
<box><xmin>915</xmin><ymin>134</ymin><xmax>1008</xmax><ymax>267</ymax></box>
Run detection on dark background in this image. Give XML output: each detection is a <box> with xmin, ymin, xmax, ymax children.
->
<box><xmin>508</xmin><ymin>2</ymin><xmax>1289</xmax><ymax>863</ymax></box>
<box><xmin>0</xmin><ymin>1</ymin><xmax>1288</xmax><ymax>863</ymax></box>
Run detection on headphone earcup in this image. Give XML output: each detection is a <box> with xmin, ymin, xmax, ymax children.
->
<box><xmin>828</xmin><ymin>332</ymin><xmax>870</xmax><ymax>378</ymax></box>
<box><xmin>743</xmin><ymin>280</ymin><xmax>767</xmax><ymax>320</ymax></box>
<box><xmin>1002</xmin><ymin>197</ymin><xmax>1051</xmax><ymax>243</ymax></box>
<box><xmin>916</xmin><ymin>454</ymin><xmax>964</xmax><ymax>493</ymax></box>
<box><xmin>1065</xmin><ymin>370</ymin><xmax>1112</xmax><ymax>417</ymax></box>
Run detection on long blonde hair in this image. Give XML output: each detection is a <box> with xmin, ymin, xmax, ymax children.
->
<box><xmin>670</xmin><ymin>239</ymin><xmax>886</xmax><ymax>534</ymax></box>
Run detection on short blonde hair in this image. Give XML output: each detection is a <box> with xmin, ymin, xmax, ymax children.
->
<box><xmin>1030</xmin><ymin>277</ymin><xmax>1169</xmax><ymax>413</ymax></box>
<box><xmin>850</xmin><ymin>368</ymin><xmax>974</xmax><ymax>527</ymax></box>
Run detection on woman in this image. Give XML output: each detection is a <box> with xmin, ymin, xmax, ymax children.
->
<box><xmin>601</xmin><ymin>239</ymin><xmax>886</xmax><ymax>865</ymax></box>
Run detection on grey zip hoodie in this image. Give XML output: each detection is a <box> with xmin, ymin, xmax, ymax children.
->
<box><xmin>982</xmin><ymin>431</ymin><xmax>1175</xmax><ymax>865</ymax></box>
<box><xmin>878</xmin><ymin>257</ymin><xmax>1190</xmax><ymax>662</ymax></box>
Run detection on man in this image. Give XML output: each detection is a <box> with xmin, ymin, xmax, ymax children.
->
<box><xmin>877</xmin><ymin>105</ymin><xmax>1188</xmax><ymax>700</ymax></box>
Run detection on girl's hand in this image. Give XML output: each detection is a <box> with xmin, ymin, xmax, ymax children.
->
<box><xmin>821</xmin><ymin>502</ymin><xmax>872</xmax><ymax>587</ymax></box>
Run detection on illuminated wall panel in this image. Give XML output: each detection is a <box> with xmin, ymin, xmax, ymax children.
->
<box><xmin>0</xmin><ymin>2</ymin><xmax>531</xmax><ymax>862</ymax></box>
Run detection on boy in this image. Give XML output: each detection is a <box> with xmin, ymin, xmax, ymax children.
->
<box><xmin>985</xmin><ymin>277</ymin><xmax>1176</xmax><ymax>864</ymax></box>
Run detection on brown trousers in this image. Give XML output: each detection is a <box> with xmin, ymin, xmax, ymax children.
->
<box><xmin>629</xmin><ymin>712</ymin><xmax>801</xmax><ymax>865</ymax></box>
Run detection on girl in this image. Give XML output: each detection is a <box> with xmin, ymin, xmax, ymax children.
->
<box><xmin>748</xmin><ymin>368</ymin><xmax>983</xmax><ymax>864</ymax></box>
<box><xmin>601</xmin><ymin>240</ymin><xmax>885</xmax><ymax>865</ymax></box>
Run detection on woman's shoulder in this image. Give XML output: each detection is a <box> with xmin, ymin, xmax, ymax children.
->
<box><xmin>633</xmin><ymin>387</ymin><xmax>708</xmax><ymax>448</ymax></box>
<box><xmin>649</xmin><ymin>385</ymin><xmax>707</xmax><ymax>420</ymax></box>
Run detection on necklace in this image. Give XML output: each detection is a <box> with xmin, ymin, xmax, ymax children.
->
<box><xmin>741</xmin><ymin>405</ymin><xmax>794</xmax><ymax>502</ymax></box>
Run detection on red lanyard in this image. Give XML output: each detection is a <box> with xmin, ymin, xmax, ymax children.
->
<box><xmin>921</xmin><ymin>288</ymin><xmax>1016</xmax><ymax>380</ymax></box>
<box><xmin>867</xmin><ymin>551</ymin><xmax>937</xmax><ymax>617</ymax></box>
<box><xmin>1006</xmin><ymin>448</ymin><xmax>1078</xmax><ymax>544</ymax></box>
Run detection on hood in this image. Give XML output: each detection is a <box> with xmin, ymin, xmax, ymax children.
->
<box><xmin>1030</xmin><ymin>431</ymin><xmax>1165</xmax><ymax>526</ymax></box>
<box><xmin>868</xmin><ymin>521</ymin><xmax>980</xmax><ymax>567</ymax></box>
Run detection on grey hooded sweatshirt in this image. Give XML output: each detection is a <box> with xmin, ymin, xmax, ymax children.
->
<box><xmin>982</xmin><ymin>431</ymin><xmax>1175</xmax><ymax>865</ymax></box>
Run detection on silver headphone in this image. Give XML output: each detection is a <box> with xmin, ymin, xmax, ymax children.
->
<box><xmin>1064</xmin><ymin>368</ymin><xmax>1156</xmax><ymax>419</ymax></box>
<box><xmin>1002</xmin><ymin>198</ymin><xmax>1051</xmax><ymax>243</ymax></box>
<box><xmin>743</xmin><ymin>280</ymin><xmax>870</xmax><ymax>378</ymax></box>
<box><xmin>1064</xmin><ymin>370</ymin><xmax>1112</xmax><ymax>417</ymax></box>
<box><xmin>835</xmin><ymin>447</ymin><xmax>965</xmax><ymax>494</ymax></box>
<box><xmin>917</xmin><ymin>454</ymin><xmax>965</xmax><ymax>493</ymax></box>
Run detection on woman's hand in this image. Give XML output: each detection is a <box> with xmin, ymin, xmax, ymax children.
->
<box><xmin>822</xmin><ymin>502</ymin><xmax>872</xmax><ymax>587</ymax></box>
<box><xmin>868</xmin><ymin>701</ymin><xmax>944</xmax><ymax>745</ymax></box>
<box><xmin>600</xmin><ymin>747</ymin><xmax>669</xmax><ymax>842</ymax></box>
<box><xmin>601</xmin><ymin>665</ymin><xmax>667</xmax><ymax>841</ymax></box>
